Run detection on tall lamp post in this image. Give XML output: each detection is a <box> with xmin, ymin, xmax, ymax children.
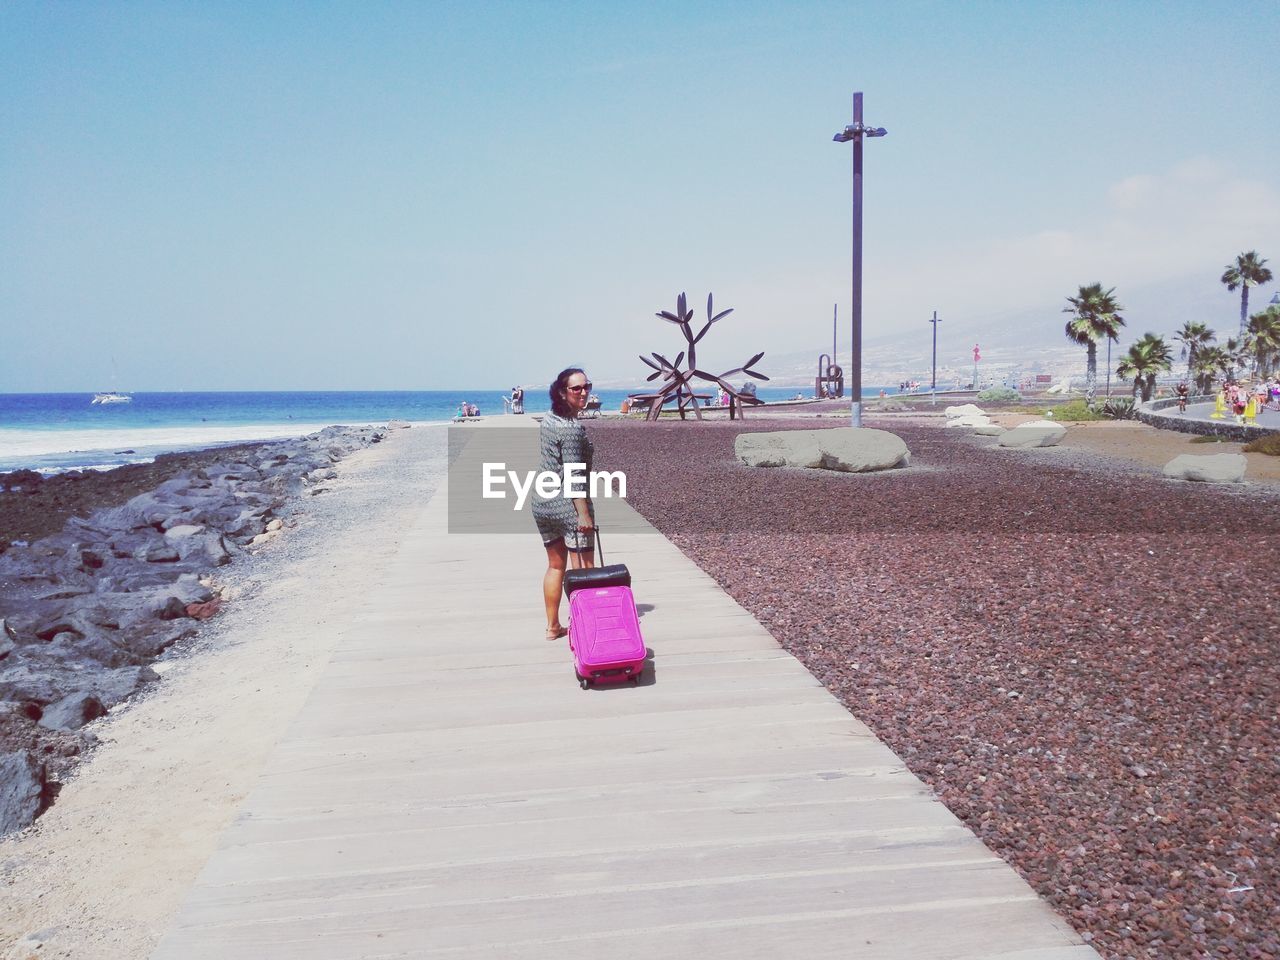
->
<box><xmin>929</xmin><ymin>310</ymin><xmax>942</xmax><ymax>405</ymax></box>
<box><xmin>832</xmin><ymin>92</ymin><xmax>887</xmax><ymax>428</ymax></box>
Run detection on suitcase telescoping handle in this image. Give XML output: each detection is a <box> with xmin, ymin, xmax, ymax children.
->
<box><xmin>572</xmin><ymin>525</ymin><xmax>603</xmax><ymax>569</ymax></box>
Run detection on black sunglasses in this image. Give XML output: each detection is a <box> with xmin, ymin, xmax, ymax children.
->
<box><xmin>566</xmin><ymin>383</ymin><xmax>593</xmax><ymax>393</ymax></box>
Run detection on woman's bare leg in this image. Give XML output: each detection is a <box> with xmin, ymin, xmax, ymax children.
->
<box><xmin>543</xmin><ymin>539</ymin><xmax>568</xmax><ymax>638</ymax></box>
<box><xmin>568</xmin><ymin>528</ymin><xmax>597</xmax><ymax>571</ymax></box>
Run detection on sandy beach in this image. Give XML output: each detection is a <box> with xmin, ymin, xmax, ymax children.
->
<box><xmin>2</xmin><ymin>411</ymin><xmax>1278</xmax><ymax>959</ymax></box>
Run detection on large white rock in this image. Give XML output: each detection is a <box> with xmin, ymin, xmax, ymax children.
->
<box><xmin>998</xmin><ymin>421</ymin><xmax>1067</xmax><ymax>448</ymax></box>
<box><xmin>945</xmin><ymin>415</ymin><xmax>993</xmax><ymax>429</ymax></box>
<box><xmin>974</xmin><ymin>423</ymin><xmax>1006</xmax><ymax>436</ymax></box>
<box><xmin>734</xmin><ymin>432</ymin><xmax>817</xmax><ymax>468</ymax></box>
<box><xmin>944</xmin><ymin>403</ymin><xmax>986</xmax><ymax>419</ymax></box>
<box><xmin>735</xmin><ymin>428</ymin><xmax>909</xmax><ymax>472</ymax></box>
<box><xmin>1162</xmin><ymin>453</ymin><xmax>1247</xmax><ymax>483</ymax></box>
<box><xmin>815</xmin><ymin>429</ymin><xmax>912</xmax><ymax>471</ymax></box>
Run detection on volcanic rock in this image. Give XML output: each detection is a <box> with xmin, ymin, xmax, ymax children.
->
<box><xmin>37</xmin><ymin>692</ymin><xmax>106</xmax><ymax>731</ymax></box>
<box><xmin>0</xmin><ymin>751</ymin><xmax>45</xmax><ymax>834</ymax></box>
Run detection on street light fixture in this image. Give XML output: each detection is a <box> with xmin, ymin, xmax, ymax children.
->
<box><xmin>832</xmin><ymin>92</ymin><xmax>887</xmax><ymax>428</ymax></box>
<box><xmin>929</xmin><ymin>310</ymin><xmax>942</xmax><ymax>404</ymax></box>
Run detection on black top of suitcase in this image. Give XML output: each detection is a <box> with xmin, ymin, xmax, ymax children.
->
<box><xmin>561</xmin><ymin>528</ymin><xmax>632</xmax><ymax>597</ymax></box>
<box><xmin>563</xmin><ymin>563</ymin><xmax>631</xmax><ymax>597</ymax></box>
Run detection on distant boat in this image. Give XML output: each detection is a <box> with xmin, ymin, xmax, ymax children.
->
<box><xmin>91</xmin><ymin>392</ymin><xmax>133</xmax><ymax>405</ymax></box>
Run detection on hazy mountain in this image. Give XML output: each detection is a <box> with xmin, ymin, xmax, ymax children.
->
<box><xmin>594</xmin><ymin>271</ymin><xmax>1274</xmax><ymax>390</ymax></box>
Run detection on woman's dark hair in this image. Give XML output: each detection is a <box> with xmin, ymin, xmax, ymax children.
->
<box><xmin>550</xmin><ymin>367</ymin><xmax>585</xmax><ymax>418</ymax></box>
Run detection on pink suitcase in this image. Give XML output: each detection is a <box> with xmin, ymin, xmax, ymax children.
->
<box><xmin>567</xmin><ymin>584</ymin><xmax>646</xmax><ymax>688</ymax></box>
<box><xmin>562</xmin><ymin>529</ymin><xmax>646</xmax><ymax>689</ymax></box>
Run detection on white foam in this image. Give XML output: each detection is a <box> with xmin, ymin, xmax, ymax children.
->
<box><xmin>0</xmin><ymin>423</ymin><xmax>338</xmax><ymax>459</ymax></box>
<box><xmin>0</xmin><ymin>417</ymin><xmax>462</xmax><ymax>477</ymax></box>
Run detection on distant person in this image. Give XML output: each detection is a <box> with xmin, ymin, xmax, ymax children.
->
<box><xmin>533</xmin><ymin>368</ymin><xmax>596</xmax><ymax>641</ymax></box>
<box><xmin>511</xmin><ymin>386</ymin><xmax>524</xmax><ymax>415</ymax></box>
<box><xmin>1176</xmin><ymin>381</ymin><xmax>1189</xmax><ymax>413</ymax></box>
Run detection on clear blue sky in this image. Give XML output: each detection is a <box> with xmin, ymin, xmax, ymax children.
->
<box><xmin>2</xmin><ymin>1</ymin><xmax>1277</xmax><ymax>391</ymax></box>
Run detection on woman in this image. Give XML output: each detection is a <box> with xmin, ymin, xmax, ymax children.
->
<box><xmin>533</xmin><ymin>368</ymin><xmax>596</xmax><ymax>640</ymax></box>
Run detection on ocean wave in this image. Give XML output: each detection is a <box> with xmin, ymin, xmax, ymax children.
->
<box><xmin>0</xmin><ymin>420</ymin><xmax>446</xmax><ymax>473</ymax></box>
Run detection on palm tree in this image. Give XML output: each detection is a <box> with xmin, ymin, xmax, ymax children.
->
<box><xmin>1192</xmin><ymin>345</ymin><xmax>1232</xmax><ymax>394</ymax></box>
<box><xmin>1116</xmin><ymin>333</ymin><xmax>1174</xmax><ymax>402</ymax></box>
<box><xmin>1221</xmin><ymin>250</ymin><xmax>1273</xmax><ymax>340</ymax></box>
<box><xmin>1246</xmin><ymin>305</ymin><xmax>1280</xmax><ymax>378</ymax></box>
<box><xmin>1173</xmin><ymin>320</ymin><xmax>1214</xmax><ymax>384</ymax></box>
<box><xmin>1224</xmin><ymin>336</ymin><xmax>1250</xmax><ymax>375</ymax></box>
<box><xmin>1063</xmin><ymin>283</ymin><xmax>1125</xmax><ymax>406</ymax></box>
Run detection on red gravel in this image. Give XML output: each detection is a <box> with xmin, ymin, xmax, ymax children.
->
<box><xmin>590</xmin><ymin>418</ymin><xmax>1280</xmax><ymax>960</ymax></box>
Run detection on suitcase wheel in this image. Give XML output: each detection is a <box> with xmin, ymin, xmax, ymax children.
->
<box><xmin>579</xmin><ymin>677</ymin><xmax>591</xmax><ymax>690</ymax></box>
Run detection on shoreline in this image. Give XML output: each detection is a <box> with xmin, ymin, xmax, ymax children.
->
<box><xmin>0</xmin><ymin>419</ymin><xmax>452</xmax><ymax>475</ymax></box>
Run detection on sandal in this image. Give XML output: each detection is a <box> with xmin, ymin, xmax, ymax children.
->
<box><xmin>545</xmin><ymin>626</ymin><xmax>568</xmax><ymax>641</ymax></box>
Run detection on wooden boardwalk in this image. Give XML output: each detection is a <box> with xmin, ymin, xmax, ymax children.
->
<box><xmin>151</xmin><ymin>422</ymin><xmax>1097</xmax><ymax>959</ymax></box>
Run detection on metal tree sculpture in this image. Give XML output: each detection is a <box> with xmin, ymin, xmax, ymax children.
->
<box><xmin>637</xmin><ymin>293</ymin><xmax>769</xmax><ymax>421</ymax></box>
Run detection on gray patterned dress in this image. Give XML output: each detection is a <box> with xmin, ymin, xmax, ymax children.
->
<box><xmin>531</xmin><ymin>411</ymin><xmax>595</xmax><ymax>551</ymax></box>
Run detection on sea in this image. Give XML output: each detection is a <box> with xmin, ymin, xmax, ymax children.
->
<box><xmin>0</xmin><ymin>387</ymin><xmax>909</xmax><ymax>474</ymax></box>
